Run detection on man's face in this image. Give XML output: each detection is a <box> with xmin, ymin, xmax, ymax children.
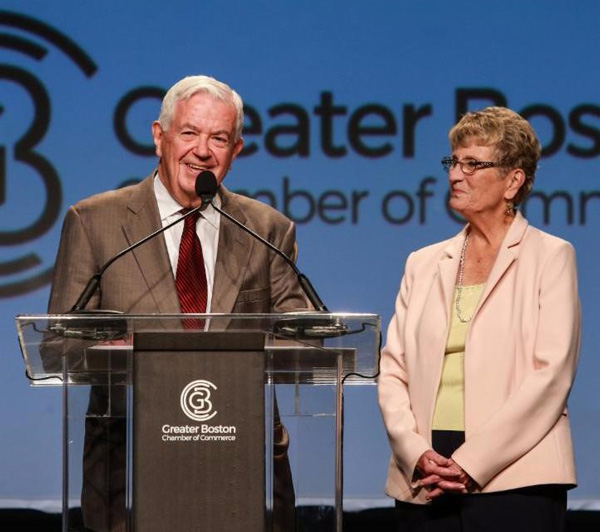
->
<box><xmin>152</xmin><ymin>92</ymin><xmax>243</xmax><ymax>207</ymax></box>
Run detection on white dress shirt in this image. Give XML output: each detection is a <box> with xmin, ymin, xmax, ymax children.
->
<box><xmin>154</xmin><ymin>174</ymin><xmax>221</xmax><ymax>313</ymax></box>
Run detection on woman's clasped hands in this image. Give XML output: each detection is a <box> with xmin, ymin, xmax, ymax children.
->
<box><xmin>415</xmin><ymin>450</ymin><xmax>476</xmax><ymax>500</ymax></box>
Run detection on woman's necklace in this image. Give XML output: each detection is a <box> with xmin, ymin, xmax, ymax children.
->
<box><xmin>455</xmin><ymin>232</ymin><xmax>474</xmax><ymax>324</ymax></box>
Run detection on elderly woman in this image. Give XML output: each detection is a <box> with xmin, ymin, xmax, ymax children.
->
<box><xmin>378</xmin><ymin>107</ymin><xmax>580</xmax><ymax>531</ymax></box>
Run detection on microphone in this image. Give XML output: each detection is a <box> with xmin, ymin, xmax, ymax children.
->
<box><xmin>48</xmin><ymin>181</ymin><xmax>218</xmax><ymax>340</ymax></box>
<box><xmin>196</xmin><ymin>171</ymin><xmax>218</xmax><ymax>209</ymax></box>
<box><xmin>195</xmin><ymin>171</ymin><xmax>328</xmax><ymax>312</ymax></box>
<box><xmin>69</xmin><ymin>198</ymin><xmax>214</xmax><ymax>314</ymax></box>
<box><xmin>195</xmin><ymin>172</ymin><xmax>347</xmax><ymax>338</ymax></box>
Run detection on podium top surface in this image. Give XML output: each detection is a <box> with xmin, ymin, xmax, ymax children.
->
<box><xmin>15</xmin><ymin>312</ymin><xmax>380</xmax><ymax>386</ymax></box>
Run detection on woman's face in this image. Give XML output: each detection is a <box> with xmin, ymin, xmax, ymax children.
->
<box><xmin>447</xmin><ymin>141</ymin><xmax>516</xmax><ymax>220</ymax></box>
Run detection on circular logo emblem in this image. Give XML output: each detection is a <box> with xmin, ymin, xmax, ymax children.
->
<box><xmin>180</xmin><ymin>380</ymin><xmax>217</xmax><ymax>422</ymax></box>
<box><xmin>0</xmin><ymin>10</ymin><xmax>97</xmax><ymax>297</ymax></box>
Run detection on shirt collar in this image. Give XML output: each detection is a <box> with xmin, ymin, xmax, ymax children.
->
<box><xmin>154</xmin><ymin>173</ymin><xmax>221</xmax><ymax>230</ymax></box>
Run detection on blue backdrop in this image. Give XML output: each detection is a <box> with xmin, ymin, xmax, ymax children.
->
<box><xmin>1</xmin><ymin>0</ymin><xmax>599</xmax><ymax>511</ymax></box>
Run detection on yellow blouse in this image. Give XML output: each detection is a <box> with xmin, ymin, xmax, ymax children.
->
<box><xmin>431</xmin><ymin>284</ymin><xmax>484</xmax><ymax>431</ymax></box>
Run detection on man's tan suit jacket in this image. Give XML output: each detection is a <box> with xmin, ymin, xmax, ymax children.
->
<box><xmin>48</xmin><ymin>173</ymin><xmax>308</xmax><ymax>315</ymax></box>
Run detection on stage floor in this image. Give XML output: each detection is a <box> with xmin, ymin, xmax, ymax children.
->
<box><xmin>1</xmin><ymin>508</ymin><xmax>599</xmax><ymax>531</ymax></box>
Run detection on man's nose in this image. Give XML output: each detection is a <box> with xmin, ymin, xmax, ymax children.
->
<box><xmin>193</xmin><ymin>136</ymin><xmax>211</xmax><ymax>158</ymax></box>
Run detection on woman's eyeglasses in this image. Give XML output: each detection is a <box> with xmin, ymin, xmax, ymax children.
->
<box><xmin>441</xmin><ymin>157</ymin><xmax>501</xmax><ymax>175</ymax></box>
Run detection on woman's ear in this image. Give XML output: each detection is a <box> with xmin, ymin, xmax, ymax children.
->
<box><xmin>505</xmin><ymin>168</ymin><xmax>526</xmax><ymax>201</ymax></box>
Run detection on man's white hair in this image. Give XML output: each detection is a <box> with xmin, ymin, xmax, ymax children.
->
<box><xmin>158</xmin><ymin>75</ymin><xmax>244</xmax><ymax>142</ymax></box>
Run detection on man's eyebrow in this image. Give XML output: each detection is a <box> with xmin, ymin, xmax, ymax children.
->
<box><xmin>179</xmin><ymin>122</ymin><xmax>199</xmax><ymax>131</ymax></box>
<box><xmin>179</xmin><ymin>123</ymin><xmax>231</xmax><ymax>138</ymax></box>
<box><xmin>211</xmin><ymin>129</ymin><xmax>232</xmax><ymax>138</ymax></box>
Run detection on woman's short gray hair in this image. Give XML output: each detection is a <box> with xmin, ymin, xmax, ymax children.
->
<box><xmin>449</xmin><ymin>106</ymin><xmax>541</xmax><ymax>206</ymax></box>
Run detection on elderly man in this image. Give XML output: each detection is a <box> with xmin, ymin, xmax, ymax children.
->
<box><xmin>49</xmin><ymin>75</ymin><xmax>308</xmax><ymax>316</ymax></box>
<box><xmin>49</xmin><ymin>75</ymin><xmax>308</xmax><ymax>531</ymax></box>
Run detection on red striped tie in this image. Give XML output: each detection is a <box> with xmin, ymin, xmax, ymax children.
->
<box><xmin>176</xmin><ymin>210</ymin><xmax>207</xmax><ymax>329</ymax></box>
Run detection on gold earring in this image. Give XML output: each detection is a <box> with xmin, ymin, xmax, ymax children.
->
<box><xmin>505</xmin><ymin>200</ymin><xmax>514</xmax><ymax>216</ymax></box>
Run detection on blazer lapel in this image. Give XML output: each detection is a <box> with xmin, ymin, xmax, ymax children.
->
<box><xmin>211</xmin><ymin>187</ymin><xmax>254</xmax><ymax>314</ymax></box>
<box><xmin>438</xmin><ymin>229</ymin><xmax>467</xmax><ymax>324</ymax></box>
<box><xmin>473</xmin><ymin>212</ymin><xmax>529</xmax><ymax>317</ymax></box>
<box><xmin>122</xmin><ymin>175</ymin><xmax>181</xmax><ymax>314</ymax></box>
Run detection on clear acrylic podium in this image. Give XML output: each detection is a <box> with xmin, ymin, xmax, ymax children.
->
<box><xmin>16</xmin><ymin>312</ymin><xmax>379</xmax><ymax>532</ymax></box>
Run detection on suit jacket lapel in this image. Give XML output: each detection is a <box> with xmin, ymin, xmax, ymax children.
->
<box><xmin>122</xmin><ymin>174</ymin><xmax>181</xmax><ymax>314</ymax></box>
<box><xmin>211</xmin><ymin>187</ymin><xmax>254</xmax><ymax>314</ymax></box>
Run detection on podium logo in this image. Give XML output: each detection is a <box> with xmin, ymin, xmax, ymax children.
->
<box><xmin>180</xmin><ymin>380</ymin><xmax>217</xmax><ymax>422</ymax></box>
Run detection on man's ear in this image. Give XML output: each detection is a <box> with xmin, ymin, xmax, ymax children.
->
<box><xmin>151</xmin><ymin>121</ymin><xmax>164</xmax><ymax>158</ymax></box>
<box><xmin>231</xmin><ymin>137</ymin><xmax>244</xmax><ymax>162</ymax></box>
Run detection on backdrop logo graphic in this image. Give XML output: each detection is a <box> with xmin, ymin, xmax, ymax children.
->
<box><xmin>0</xmin><ymin>10</ymin><xmax>97</xmax><ymax>297</ymax></box>
<box><xmin>180</xmin><ymin>380</ymin><xmax>218</xmax><ymax>422</ymax></box>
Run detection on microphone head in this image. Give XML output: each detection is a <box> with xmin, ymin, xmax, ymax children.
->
<box><xmin>195</xmin><ymin>171</ymin><xmax>218</xmax><ymax>209</ymax></box>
